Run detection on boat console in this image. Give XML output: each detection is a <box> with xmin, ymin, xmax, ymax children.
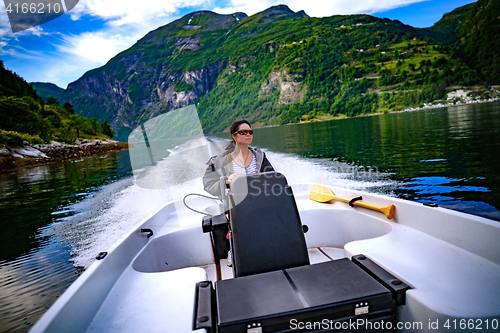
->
<box><xmin>199</xmin><ymin>172</ymin><xmax>409</xmax><ymax>332</ymax></box>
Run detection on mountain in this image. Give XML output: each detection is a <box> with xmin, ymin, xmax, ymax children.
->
<box><xmin>59</xmin><ymin>10</ymin><xmax>249</xmax><ymax>139</ymax></box>
<box><xmin>59</xmin><ymin>3</ymin><xmax>499</xmax><ymax>140</ymax></box>
<box><xmin>421</xmin><ymin>3</ymin><xmax>474</xmax><ymax>45</ymax></box>
<box><xmin>0</xmin><ymin>61</ymin><xmax>115</xmax><ymax>146</ymax></box>
<box><xmin>422</xmin><ymin>0</ymin><xmax>500</xmax><ymax>83</ymax></box>
<box><xmin>454</xmin><ymin>0</ymin><xmax>500</xmax><ymax>83</ymax></box>
<box><xmin>0</xmin><ymin>61</ymin><xmax>43</xmax><ymax>103</ymax></box>
<box><xmin>32</xmin><ymin>82</ymin><xmax>65</xmax><ymax>102</ymax></box>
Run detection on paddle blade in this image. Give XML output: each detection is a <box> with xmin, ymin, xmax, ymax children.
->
<box><xmin>382</xmin><ymin>205</ymin><xmax>396</xmax><ymax>220</ymax></box>
<box><xmin>309</xmin><ymin>184</ymin><xmax>336</xmax><ymax>202</ymax></box>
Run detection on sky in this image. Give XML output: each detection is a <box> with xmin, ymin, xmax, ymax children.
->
<box><xmin>0</xmin><ymin>0</ymin><xmax>476</xmax><ymax>89</ymax></box>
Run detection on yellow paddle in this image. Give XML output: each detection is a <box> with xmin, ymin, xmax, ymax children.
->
<box><xmin>309</xmin><ymin>184</ymin><xmax>396</xmax><ymax>220</ymax></box>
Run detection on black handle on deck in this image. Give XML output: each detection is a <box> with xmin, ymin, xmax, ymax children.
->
<box><xmin>141</xmin><ymin>228</ymin><xmax>153</xmax><ymax>238</ymax></box>
<box><xmin>349</xmin><ymin>196</ymin><xmax>363</xmax><ymax>207</ymax></box>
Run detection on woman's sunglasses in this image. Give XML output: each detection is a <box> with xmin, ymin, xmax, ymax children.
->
<box><xmin>235</xmin><ymin>129</ymin><xmax>253</xmax><ymax>135</ymax></box>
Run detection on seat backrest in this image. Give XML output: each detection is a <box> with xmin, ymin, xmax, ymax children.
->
<box><xmin>229</xmin><ymin>172</ymin><xmax>309</xmax><ymax>277</ymax></box>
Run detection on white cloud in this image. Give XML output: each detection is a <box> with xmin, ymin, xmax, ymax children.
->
<box><xmin>59</xmin><ymin>31</ymin><xmax>136</xmax><ymax>63</ymax></box>
<box><xmin>0</xmin><ymin>34</ymin><xmax>49</xmax><ymax>60</ymax></box>
<box><xmin>213</xmin><ymin>0</ymin><xmax>428</xmax><ymax>18</ymax></box>
<box><xmin>74</xmin><ymin>0</ymin><xmax>208</xmax><ymax>26</ymax></box>
<box><xmin>213</xmin><ymin>0</ymin><xmax>285</xmax><ymax>16</ymax></box>
<box><xmin>288</xmin><ymin>0</ymin><xmax>428</xmax><ymax>17</ymax></box>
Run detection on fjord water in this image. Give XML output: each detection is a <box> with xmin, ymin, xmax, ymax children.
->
<box><xmin>1</xmin><ymin>102</ymin><xmax>499</xmax><ymax>332</ymax></box>
<box><xmin>249</xmin><ymin>101</ymin><xmax>500</xmax><ymax>221</ymax></box>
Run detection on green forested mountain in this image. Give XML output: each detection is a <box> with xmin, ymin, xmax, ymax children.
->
<box><xmin>0</xmin><ymin>62</ymin><xmax>114</xmax><ymax>146</ymax></box>
<box><xmin>56</xmin><ymin>2</ymin><xmax>499</xmax><ymax>140</ymax></box>
<box><xmin>32</xmin><ymin>82</ymin><xmax>65</xmax><ymax>102</ymax></box>
<box><xmin>423</xmin><ymin>0</ymin><xmax>500</xmax><ymax>83</ymax></box>
<box><xmin>0</xmin><ymin>61</ymin><xmax>44</xmax><ymax>103</ymax></box>
<box><xmin>454</xmin><ymin>0</ymin><xmax>500</xmax><ymax>83</ymax></box>
<box><xmin>421</xmin><ymin>3</ymin><xmax>475</xmax><ymax>45</ymax></box>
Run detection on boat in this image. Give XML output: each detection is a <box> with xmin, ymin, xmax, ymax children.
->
<box><xmin>28</xmin><ymin>176</ymin><xmax>500</xmax><ymax>332</ymax></box>
<box><xmin>28</xmin><ymin>106</ymin><xmax>500</xmax><ymax>332</ymax></box>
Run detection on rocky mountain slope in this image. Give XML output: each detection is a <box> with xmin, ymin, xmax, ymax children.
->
<box><xmin>60</xmin><ymin>9</ymin><xmax>250</xmax><ymax>139</ymax></box>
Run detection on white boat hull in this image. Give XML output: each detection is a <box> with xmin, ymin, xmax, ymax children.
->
<box><xmin>30</xmin><ymin>183</ymin><xmax>500</xmax><ymax>332</ymax></box>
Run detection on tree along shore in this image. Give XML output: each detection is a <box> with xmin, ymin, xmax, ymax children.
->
<box><xmin>0</xmin><ymin>139</ymin><xmax>128</xmax><ymax>172</ymax></box>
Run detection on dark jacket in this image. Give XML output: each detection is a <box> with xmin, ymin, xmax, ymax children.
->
<box><xmin>203</xmin><ymin>142</ymin><xmax>274</xmax><ymax>197</ymax></box>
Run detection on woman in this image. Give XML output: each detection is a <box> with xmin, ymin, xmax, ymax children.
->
<box><xmin>203</xmin><ymin>119</ymin><xmax>274</xmax><ymax>198</ymax></box>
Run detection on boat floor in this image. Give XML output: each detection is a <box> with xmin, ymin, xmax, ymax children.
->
<box><xmin>201</xmin><ymin>247</ymin><xmax>345</xmax><ymax>281</ymax></box>
<box><xmin>84</xmin><ymin>247</ymin><xmax>344</xmax><ymax>333</ymax></box>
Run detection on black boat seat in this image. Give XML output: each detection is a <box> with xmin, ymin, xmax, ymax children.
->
<box><xmin>195</xmin><ymin>173</ymin><xmax>409</xmax><ymax>332</ymax></box>
<box><xmin>228</xmin><ymin>172</ymin><xmax>310</xmax><ymax>277</ymax></box>
<box><xmin>194</xmin><ymin>256</ymin><xmax>408</xmax><ymax>332</ymax></box>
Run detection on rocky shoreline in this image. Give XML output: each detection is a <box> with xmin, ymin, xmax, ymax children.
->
<box><xmin>0</xmin><ymin>139</ymin><xmax>128</xmax><ymax>173</ymax></box>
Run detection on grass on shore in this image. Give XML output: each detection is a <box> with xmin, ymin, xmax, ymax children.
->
<box><xmin>0</xmin><ymin>129</ymin><xmax>113</xmax><ymax>148</ymax></box>
<box><xmin>0</xmin><ymin>130</ymin><xmax>44</xmax><ymax>147</ymax></box>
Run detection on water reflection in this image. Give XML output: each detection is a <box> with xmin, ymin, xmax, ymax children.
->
<box><xmin>232</xmin><ymin>102</ymin><xmax>500</xmax><ymax>220</ymax></box>
<box><xmin>397</xmin><ymin>176</ymin><xmax>498</xmax><ymax>220</ymax></box>
<box><xmin>0</xmin><ymin>239</ymin><xmax>78</xmax><ymax>331</ymax></box>
<box><xmin>0</xmin><ymin>150</ymin><xmax>133</xmax><ymax>332</ymax></box>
